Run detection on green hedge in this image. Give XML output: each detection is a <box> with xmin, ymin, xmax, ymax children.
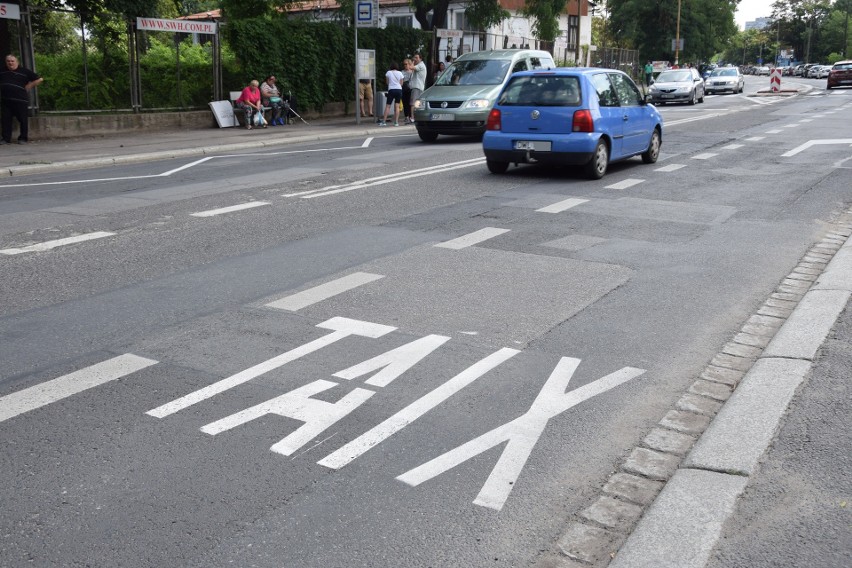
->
<box><xmin>227</xmin><ymin>18</ymin><xmax>431</xmax><ymax>111</ymax></box>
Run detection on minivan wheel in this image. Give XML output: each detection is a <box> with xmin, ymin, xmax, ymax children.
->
<box><xmin>584</xmin><ymin>140</ymin><xmax>609</xmax><ymax>180</ymax></box>
<box><xmin>486</xmin><ymin>160</ymin><xmax>509</xmax><ymax>174</ymax></box>
<box><xmin>418</xmin><ymin>130</ymin><xmax>439</xmax><ymax>143</ymax></box>
<box><xmin>641</xmin><ymin>130</ymin><xmax>661</xmax><ymax>164</ymax></box>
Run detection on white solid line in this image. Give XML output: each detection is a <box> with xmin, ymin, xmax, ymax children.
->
<box><xmin>655</xmin><ymin>164</ymin><xmax>687</xmax><ymax>172</ymax></box>
<box><xmin>303</xmin><ymin>159</ymin><xmax>486</xmax><ymax>199</ymax></box>
<box><xmin>605</xmin><ymin>178</ymin><xmax>644</xmax><ymax>190</ymax></box>
<box><xmin>190</xmin><ymin>201</ymin><xmax>270</xmax><ymax>217</ymax></box>
<box><xmin>435</xmin><ymin>227</ymin><xmax>510</xmax><ymax>249</ymax></box>
<box><xmin>0</xmin><ymin>231</ymin><xmax>116</xmax><ymax>255</ymax></box>
<box><xmin>0</xmin><ymin>354</ymin><xmax>157</xmax><ymax>423</ymax></box>
<box><xmin>692</xmin><ymin>153</ymin><xmax>718</xmax><ymax>160</ymax></box>
<box><xmin>265</xmin><ymin>272</ymin><xmax>385</xmax><ymax>311</ymax></box>
<box><xmin>721</xmin><ymin>144</ymin><xmax>744</xmax><ymax>150</ymax></box>
<box><xmin>536</xmin><ymin>197</ymin><xmax>589</xmax><ymax>213</ymax></box>
<box><xmin>160</xmin><ymin>157</ymin><xmax>213</xmax><ymax>176</ymax></box>
<box><xmin>745</xmin><ymin>136</ymin><xmax>765</xmax><ymax>141</ymax></box>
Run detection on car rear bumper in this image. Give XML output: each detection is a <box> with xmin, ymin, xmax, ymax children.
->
<box><xmin>482</xmin><ymin>132</ymin><xmax>599</xmax><ymax>165</ymax></box>
<box><xmin>483</xmin><ymin>149</ymin><xmax>594</xmax><ymax>165</ymax></box>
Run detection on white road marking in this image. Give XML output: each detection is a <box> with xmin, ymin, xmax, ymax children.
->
<box><xmin>0</xmin><ymin>144</ymin><xmax>367</xmax><ymax>188</ymax></box>
<box><xmin>766</xmin><ymin>129</ymin><xmax>783</xmax><ymax>134</ymax></box>
<box><xmin>798</xmin><ymin>119</ymin><xmax>813</xmax><ymax>123</ymax></box>
<box><xmin>396</xmin><ymin>359</ymin><xmax>646</xmax><ymax>510</ymax></box>
<box><xmin>146</xmin><ymin>317</ymin><xmax>395</xmax><ymax>418</ymax></box>
<box><xmin>435</xmin><ymin>227</ymin><xmax>510</xmax><ymax>249</ymax></box>
<box><xmin>783</xmin><ymin>123</ymin><xmax>799</xmax><ymax>128</ymax></box>
<box><xmin>536</xmin><ymin>197</ymin><xmax>589</xmax><ymax>213</ymax></box>
<box><xmin>201</xmin><ymin>379</ymin><xmax>376</xmax><ymax>457</ymax></box>
<box><xmin>0</xmin><ymin>231</ymin><xmax>115</xmax><ymax>255</ymax></box>
<box><xmin>721</xmin><ymin>144</ymin><xmax>745</xmax><ymax>150</ymax></box>
<box><xmin>0</xmin><ymin>354</ymin><xmax>157</xmax><ymax>423</ymax></box>
<box><xmin>655</xmin><ymin>164</ymin><xmax>687</xmax><ymax>172</ymax></box>
<box><xmin>318</xmin><ymin>348</ymin><xmax>521</xmax><ymax>470</ymax></box>
<box><xmin>782</xmin><ymin>139</ymin><xmax>852</xmax><ymax>157</ymax></box>
<box><xmin>334</xmin><ymin>334</ymin><xmax>451</xmax><ymax>388</ymax></box>
<box><xmin>692</xmin><ymin>153</ymin><xmax>718</xmax><ymax>160</ymax></box>
<box><xmin>362</xmin><ymin>137</ymin><xmax>374</xmax><ymax>147</ymax></box>
<box><xmin>299</xmin><ymin>158</ymin><xmax>487</xmax><ymax>199</ymax></box>
<box><xmin>265</xmin><ymin>272</ymin><xmax>385</xmax><ymax>311</ymax></box>
<box><xmin>605</xmin><ymin>178</ymin><xmax>644</xmax><ymax>190</ymax></box>
<box><xmin>190</xmin><ymin>201</ymin><xmax>270</xmax><ymax>217</ymax></box>
<box><xmin>744</xmin><ymin>136</ymin><xmax>765</xmax><ymax>141</ymax></box>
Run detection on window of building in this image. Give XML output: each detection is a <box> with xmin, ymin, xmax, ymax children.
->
<box><xmin>386</xmin><ymin>15</ymin><xmax>413</xmax><ymax>28</ymax></box>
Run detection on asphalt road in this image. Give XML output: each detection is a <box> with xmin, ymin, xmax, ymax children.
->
<box><xmin>1</xmin><ymin>76</ymin><xmax>850</xmax><ymax>567</ymax></box>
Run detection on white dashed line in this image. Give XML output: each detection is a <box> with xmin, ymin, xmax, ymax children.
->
<box><xmin>692</xmin><ymin>153</ymin><xmax>718</xmax><ymax>160</ymax></box>
<box><xmin>435</xmin><ymin>227</ymin><xmax>510</xmax><ymax>250</ymax></box>
<box><xmin>783</xmin><ymin>124</ymin><xmax>799</xmax><ymax>128</ymax></box>
<box><xmin>655</xmin><ymin>164</ymin><xmax>687</xmax><ymax>172</ymax></box>
<box><xmin>766</xmin><ymin>129</ymin><xmax>783</xmax><ymax>134</ymax></box>
<box><xmin>744</xmin><ymin>137</ymin><xmax>765</xmax><ymax>141</ymax></box>
<box><xmin>190</xmin><ymin>201</ymin><xmax>270</xmax><ymax>217</ymax></box>
<box><xmin>0</xmin><ymin>231</ymin><xmax>116</xmax><ymax>255</ymax></box>
<box><xmin>265</xmin><ymin>272</ymin><xmax>385</xmax><ymax>311</ymax></box>
<box><xmin>605</xmin><ymin>178</ymin><xmax>644</xmax><ymax>190</ymax></box>
<box><xmin>536</xmin><ymin>198</ymin><xmax>589</xmax><ymax>213</ymax></box>
<box><xmin>721</xmin><ymin>144</ymin><xmax>744</xmax><ymax>150</ymax></box>
<box><xmin>0</xmin><ymin>354</ymin><xmax>158</xmax><ymax>423</ymax></box>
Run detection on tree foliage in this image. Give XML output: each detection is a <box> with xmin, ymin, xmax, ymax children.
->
<box><xmin>607</xmin><ymin>0</ymin><xmax>739</xmax><ymax>63</ymax></box>
<box><xmin>521</xmin><ymin>0</ymin><xmax>568</xmax><ymax>43</ymax></box>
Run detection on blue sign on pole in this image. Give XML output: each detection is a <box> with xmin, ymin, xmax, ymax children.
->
<box><xmin>356</xmin><ymin>0</ymin><xmax>378</xmax><ymax>28</ymax></box>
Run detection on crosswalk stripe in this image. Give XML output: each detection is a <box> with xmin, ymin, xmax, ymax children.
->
<box><xmin>0</xmin><ymin>231</ymin><xmax>115</xmax><ymax>255</ymax></box>
<box><xmin>265</xmin><ymin>272</ymin><xmax>385</xmax><ymax>311</ymax></box>
<box><xmin>0</xmin><ymin>354</ymin><xmax>158</xmax><ymax>423</ymax></box>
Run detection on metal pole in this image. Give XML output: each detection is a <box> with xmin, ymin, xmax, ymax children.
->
<box><xmin>81</xmin><ymin>12</ymin><xmax>90</xmax><ymax>108</ymax></box>
<box><xmin>844</xmin><ymin>0</ymin><xmax>850</xmax><ymax>58</ymax></box>
<box><xmin>575</xmin><ymin>0</ymin><xmax>581</xmax><ymax>63</ymax></box>
<box><xmin>354</xmin><ymin>9</ymin><xmax>360</xmax><ymax>125</ymax></box>
<box><xmin>675</xmin><ymin>0</ymin><xmax>681</xmax><ymax>66</ymax></box>
<box><xmin>176</xmin><ymin>38</ymin><xmax>182</xmax><ymax>108</ymax></box>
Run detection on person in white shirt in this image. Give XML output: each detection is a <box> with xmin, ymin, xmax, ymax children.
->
<box><xmin>380</xmin><ymin>61</ymin><xmax>404</xmax><ymax>127</ymax></box>
<box><xmin>409</xmin><ymin>52</ymin><xmax>427</xmax><ymax>124</ymax></box>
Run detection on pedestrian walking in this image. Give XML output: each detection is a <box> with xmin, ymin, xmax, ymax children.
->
<box><xmin>0</xmin><ymin>55</ymin><xmax>43</xmax><ymax>145</ymax></box>
<box><xmin>644</xmin><ymin>60</ymin><xmax>654</xmax><ymax>86</ymax></box>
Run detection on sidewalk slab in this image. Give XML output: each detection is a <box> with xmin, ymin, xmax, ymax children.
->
<box><xmin>608</xmin><ymin>469</ymin><xmax>748</xmax><ymax>568</ymax></box>
<box><xmin>682</xmin><ymin>357</ymin><xmax>811</xmax><ymax>476</ymax></box>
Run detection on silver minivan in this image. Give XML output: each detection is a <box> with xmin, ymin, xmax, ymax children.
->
<box><xmin>412</xmin><ymin>49</ymin><xmax>556</xmax><ymax>142</ymax></box>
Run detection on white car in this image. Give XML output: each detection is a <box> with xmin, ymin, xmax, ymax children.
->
<box><xmin>817</xmin><ymin>65</ymin><xmax>831</xmax><ymax>79</ymax></box>
<box><xmin>704</xmin><ymin>67</ymin><xmax>744</xmax><ymax>94</ymax></box>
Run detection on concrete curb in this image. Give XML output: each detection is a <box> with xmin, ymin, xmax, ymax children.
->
<box><xmin>607</xmin><ymin>222</ymin><xmax>852</xmax><ymax>567</ymax></box>
<box><xmin>1</xmin><ymin>126</ymin><xmax>384</xmax><ymax>177</ymax></box>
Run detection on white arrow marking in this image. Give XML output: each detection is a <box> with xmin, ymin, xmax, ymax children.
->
<box><xmin>782</xmin><ymin>139</ymin><xmax>852</xmax><ymax>157</ymax></box>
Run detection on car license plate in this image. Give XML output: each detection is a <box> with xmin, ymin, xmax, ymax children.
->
<box><xmin>430</xmin><ymin>113</ymin><xmax>454</xmax><ymax>121</ymax></box>
<box><xmin>661</xmin><ymin>94</ymin><xmax>675</xmax><ymax>99</ymax></box>
<box><xmin>515</xmin><ymin>141</ymin><xmax>551</xmax><ymax>152</ymax></box>
<box><xmin>841</xmin><ymin>79</ymin><xmax>852</xmax><ymax>84</ymax></box>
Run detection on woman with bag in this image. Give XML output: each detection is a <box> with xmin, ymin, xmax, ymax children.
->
<box><xmin>236</xmin><ymin>80</ymin><xmax>265</xmax><ymax>130</ymax></box>
<box><xmin>401</xmin><ymin>59</ymin><xmax>413</xmax><ymax>125</ymax></box>
<box><xmin>261</xmin><ymin>75</ymin><xmax>287</xmax><ymax>126</ymax></box>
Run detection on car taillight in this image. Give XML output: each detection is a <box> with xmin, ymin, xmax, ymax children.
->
<box><xmin>486</xmin><ymin>108</ymin><xmax>501</xmax><ymax>130</ymax></box>
<box><xmin>572</xmin><ymin>109</ymin><xmax>594</xmax><ymax>132</ymax></box>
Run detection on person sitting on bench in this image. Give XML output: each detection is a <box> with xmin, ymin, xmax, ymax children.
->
<box><xmin>236</xmin><ymin>80</ymin><xmax>264</xmax><ymax>129</ymax></box>
<box><xmin>261</xmin><ymin>75</ymin><xmax>287</xmax><ymax>126</ymax></box>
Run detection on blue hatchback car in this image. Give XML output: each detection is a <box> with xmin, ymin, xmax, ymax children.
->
<box><xmin>482</xmin><ymin>68</ymin><xmax>663</xmax><ymax>179</ymax></box>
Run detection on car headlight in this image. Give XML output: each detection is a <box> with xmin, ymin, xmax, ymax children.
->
<box><xmin>465</xmin><ymin>99</ymin><xmax>490</xmax><ymax>109</ymax></box>
<box><xmin>413</xmin><ymin>99</ymin><xmax>425</xmax><ymax>110</ymax></box>
<box><xmin>649</xmin><ymin>85</ymin><xmax>659</xmax><ymax>93</ymax></box>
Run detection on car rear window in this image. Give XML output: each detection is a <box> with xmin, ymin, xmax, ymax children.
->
<box><xmin>434</xmin><ymin>59</ymin><xmax>512</xmax><ymax>86</ymax></box>
<box><xmin>833</xmin><ymin>63</ymin><xmax>852</xmax><ymax>70</ymax></box>
<box><xmin>498</xmin><ymin>75</ymin><xmax>582</xmax><ymax>106</ymax></box>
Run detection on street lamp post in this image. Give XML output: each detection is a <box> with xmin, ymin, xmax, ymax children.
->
<box><xmin>675</xmin><ymin>0</ymin><xmax>682</xmax><ymax>66</ymax></box>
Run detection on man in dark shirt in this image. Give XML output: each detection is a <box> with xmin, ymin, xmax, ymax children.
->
<box><xmin>0</xmin><ymin>55</ymin><xmax>42</xmax><ymax>144</ymax></box>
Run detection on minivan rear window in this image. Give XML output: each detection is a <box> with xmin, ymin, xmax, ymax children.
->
<box><xmin>498</xmin><ymin>76</ymin><xmax>582</xmax><ymax>106</ymax></box>
<box><xmin>435</xmin><ymin>59</ymin><xmax>512</xmax><ymax>86</ymax></box>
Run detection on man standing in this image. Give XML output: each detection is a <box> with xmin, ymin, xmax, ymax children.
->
<box><xmin>409</xmin><ymin>52</ymin><xmax>427</xmax><ymax>123</ymax></box>
<box><xmin>644</xmin><ymin>60</ymin><xmax>654</xmax><ymax>87</ymax></box>
<box><xmin>0</xmin><ymin>55</ymin><xmax>42</xmax><ymax>144</ymax></box>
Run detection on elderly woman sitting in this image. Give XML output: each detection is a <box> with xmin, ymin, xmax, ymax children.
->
<box><xmin>236</xmin><ymin>80</ymin><xmax>265</xmax><ymax>129</ymax></box>
<box><xmin>261</xmin><ymin>75</ymin><xmax>288</xmax><ymax>126</ymax></box>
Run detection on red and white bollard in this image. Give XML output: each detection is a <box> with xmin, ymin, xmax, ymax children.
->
<box><xmin>770</xmin><ymin>68</ymin><xmax>782</xmax><ymax>92</ymax></box>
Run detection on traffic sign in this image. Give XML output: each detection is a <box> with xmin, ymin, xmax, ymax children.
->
<box><xmin>356</xmin><ymin>0</ymin><xmax>378</xmax><ymax>28</ymax></box>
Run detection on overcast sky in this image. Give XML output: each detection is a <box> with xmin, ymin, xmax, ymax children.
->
<box><xmin>734</xmin><ymin>0</ymin><xmax>775</xmax><ymax>29</ymax></box>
